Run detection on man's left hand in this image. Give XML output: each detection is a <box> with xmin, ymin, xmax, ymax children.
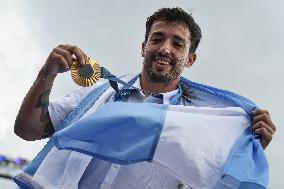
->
<box><xmin>252</xmin><ymin>109</ymin><xmax>276</xmax><ymax>150</ymax></box>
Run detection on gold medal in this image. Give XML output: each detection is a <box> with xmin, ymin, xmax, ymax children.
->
<box><xmin>70</xmin><ymin>57</ymin><xmax>101</xmax><ymax>87</ymax></box>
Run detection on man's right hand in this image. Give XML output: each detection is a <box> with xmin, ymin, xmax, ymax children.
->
<box><xmin>40</xmin><ymin>44</ymin><xmax>88</xmax><ymax>78</ymax></box>
<box><xmin>15</xmin><ymin>44</ymin><xmax>88</xmax><ymax>141</ymax></box>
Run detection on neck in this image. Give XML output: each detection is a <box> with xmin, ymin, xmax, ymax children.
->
<box><xmin>140</xmin><ymin>74</ymin><xmax>179</xmax><ymax>96</ymax></box>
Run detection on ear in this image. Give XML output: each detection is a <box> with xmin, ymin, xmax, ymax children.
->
<box><xmin>141</xmin><ymin>42</ymin><xmax>146</xmax><ymax>57</ymax></box>
<box><xmin>185</xmin><ymin>53</ymin><xmax>197</xmax><ymax>68</ymax></box>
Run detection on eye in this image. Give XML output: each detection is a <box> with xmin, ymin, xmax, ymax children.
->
<box><xmin>174</xmin><ymin>41</ymin><xmax>185</xmax><ymax>48</ymax></box>
<box><xmin>151</xmin><ymin>37</ymin><xmax>162</xmax><ymax>43</ymax></box>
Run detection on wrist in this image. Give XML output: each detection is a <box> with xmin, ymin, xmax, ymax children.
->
<box><xmin>38</xmin><ymin>69</ymin><xmax>57</xmax><ymax>81</ymax></box>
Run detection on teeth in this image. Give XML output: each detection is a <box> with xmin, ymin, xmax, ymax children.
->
<box><xmin>156</xmin><ymin>59</ymin><xmax>170</xmax><ymax>65</ymax></box>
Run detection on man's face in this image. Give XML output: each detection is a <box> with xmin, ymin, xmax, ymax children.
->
<box><xmin>141</xmin><ymin>21</ymin><xmax>195</xmax><ymax>84</ymax></box>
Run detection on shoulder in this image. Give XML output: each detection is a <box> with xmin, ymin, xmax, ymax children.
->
<box><xmin>180</xmin><ymin>77</ymin><xmax>258</xmax><ymax>114</ymax></box>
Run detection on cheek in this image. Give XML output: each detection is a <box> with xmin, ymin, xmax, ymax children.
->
<box><xmin>176</xmin><ymin>51</ymin><xmax>190</xmax><ymax>65</ymax></box>
<box><xmin>143</xmin><ymin>47</ymin><xmax>155</xmax><ymax>59</ymax></box>
<box><xmin>176</xmin><ymin>55</ymin><xmax>187</xmax><ymax>64</ymax></box>
<box><xmin>144</xmin><ymin>48</ymin><xmax>151</xmax><ymax>55</ymax></box>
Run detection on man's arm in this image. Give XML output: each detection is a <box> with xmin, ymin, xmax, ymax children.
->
<box><xmin>14</xmin><ymin>73</ymin><xmax>55</xmax><ymax>140</ymax></box>
<box><xmin>14</xmin><ymin>44</ymin><xmax>88</xmax><ymax>141</ymax></box>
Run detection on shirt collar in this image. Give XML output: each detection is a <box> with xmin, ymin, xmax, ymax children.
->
<box><xmin>132</xmin><ymin>77</ymin><xmax>179</xmax><ymax>104</ymax></box>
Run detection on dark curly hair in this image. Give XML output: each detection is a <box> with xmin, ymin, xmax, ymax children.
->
<box><xmin>145</xmin><ymin>7</ymin><xmax>202</xmax><ymax>53</ymax></box>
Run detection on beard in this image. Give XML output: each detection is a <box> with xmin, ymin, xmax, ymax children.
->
<box><xmin>142</xmin><ymin>58</ymin><xmax>184</xmax><ymax>85</ymax></box>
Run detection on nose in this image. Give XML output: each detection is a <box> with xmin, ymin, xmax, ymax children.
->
<box><xmin>158</xmin><ymin>40</ymin><xmax>172</xmax><ymax>55</ymax></box>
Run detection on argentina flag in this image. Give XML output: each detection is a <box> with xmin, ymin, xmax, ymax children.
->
<box><xmin>13</xmin><ymin>76</ymin><xmax>269</xmax><ymax>189</ymax></box>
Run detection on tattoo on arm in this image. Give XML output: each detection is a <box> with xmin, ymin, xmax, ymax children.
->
<box><xmin>35</xmin><ymin>89</ymin><xmax>55</xmax><ymax>138</ymax></box>
<box><xmin>35</xmin><ymin>90</ymin><xmax>51</xmax><ymax>121</ymax></box>
<box><xmin>42</xmin><ymin>115</ymin><xmax>55</xmax><ymax>138</ymax></box>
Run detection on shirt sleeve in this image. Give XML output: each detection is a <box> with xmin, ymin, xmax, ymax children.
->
<box><xmin>48</xmin><ymin>83</ymin><xmax>103</xmax><ymax>131</ymax></box>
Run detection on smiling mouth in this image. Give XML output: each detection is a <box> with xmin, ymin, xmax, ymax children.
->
<box><xmin>153</xmin><ymin>57</ymin><xmax>173</xmax><ymax>66</ymax></box>
<box><xmin>156</xmin><ymin>60</ymin><xmax>170</xmax><ymax>66</ymax></box>
<box><xmin>152</xmin><ymin>60</ymin><xmax>172</xmax><ymax>72</ymax></box>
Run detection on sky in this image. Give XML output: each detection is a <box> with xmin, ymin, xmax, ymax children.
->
<box><xmin>0</xmin><ymin>0</ymin><xmax>283</xmax><ymax>188</ymax></box>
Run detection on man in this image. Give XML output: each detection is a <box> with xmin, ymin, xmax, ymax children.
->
<box><xmin>14</xmin><ymin>7</ymin><xmax>276</xmax><ymax>189</ymax></box>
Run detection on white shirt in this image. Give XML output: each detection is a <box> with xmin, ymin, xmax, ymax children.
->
<box><xmin>126</xmin><ymin>76</ymin><xmax>179</xmax><ymax>104</ymax></box>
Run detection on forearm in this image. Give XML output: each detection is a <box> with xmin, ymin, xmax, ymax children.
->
<box><xmin>14</xmin><ymin>71</ymin><xmax>56</xmax><ymax>141</ymax></box>
<box><xmin>14</xmin><ymin>44</ymin><xmax>88</xmax><ymax>141</ymax></box>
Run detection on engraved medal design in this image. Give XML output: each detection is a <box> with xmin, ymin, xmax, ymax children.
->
<box><xmin>71</xmin><ymin>57</ymin><xmax>101</xmax><ymax>87</ymax></box>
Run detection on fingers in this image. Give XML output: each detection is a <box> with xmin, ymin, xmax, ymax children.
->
<box><xmin>50</xmin><ymin>52</ymin><xmax>69</xmax><ymax>71</ymax></box>
<box><xmin>254</xmin><ymin>125</ymin><xmax>273</xmax><ymax>150</ymax></box>
<box><xmin>252</xmin><ymin>121</ymin><xmax>274</xmax><ymax>136</ymax></box>
<box><xmin>53</xmin><ymin>47</ymin><xmax>73</xmax><ymax>67</ymax></box>
<box><xmin>252</xmin><ymin>108</ymin><xmax>276</xmax><ymax>149</ymax></box>
<box><xmin>253</xmin><ymin>108</ymin><xmax>269</xmax><ymax>116</ymax></box>
<box><xmin>42</xmin><ymin>44</ymin><xmax>88</xmax><ymax>77</ymax></box>
<box><xmin>252</xmin><ymin>109</ymin><xmax>276</xmax><ymax>132</ymax></box>
<box><xmin>59</xmin><ymin>44</ymin><xmax>88</xmax><ymax>65</ymax></box>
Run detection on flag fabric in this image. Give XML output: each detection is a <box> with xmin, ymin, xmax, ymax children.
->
<box><xmin>13</xmin><ymin>75</ymin><xmax>268</xmax><ymax>189</ymax></box>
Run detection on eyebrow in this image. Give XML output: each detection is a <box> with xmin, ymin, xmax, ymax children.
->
<box><xmin>173</xmin><ymin>35</ymin><xmax>187</xmax><ymax>43</ymax></box>
<box><xmin>151</xmin><ymin>32</ymin><xmax>187</xmax><ymax>43</ymax></box>
<box><xmin>151</xmin><ymin>32</ymin><xmax>164</xmax><ymax>37</ymax></box>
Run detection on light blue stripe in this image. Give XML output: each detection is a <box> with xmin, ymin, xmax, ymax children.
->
<box><xmin>54</xmin><ymin>102</ymin><xmax>168</xmax><ymax>164</ymax></box>
<box><xmin>214</xmin><ymin>175</ymin><xmax>265</xmax><ymax>189</ymax></box>
<box><xmin>218</xmin><ymin>127</ymin><xmax>268</xmax><ymax>188</ymax></box>
<box><xmin>21</xmin><ymin>138</ymin><xmax>55</xmax><ymax>176</ymax></box>
<box><xmin>56</xmin><ymin>82</ymin><xmax>111</xmax><ymax>131</ymax></box>
<box><xmin>180</xmin><ymin>77</ymin><xmax>258</xmax><ymax>116</ymax></box>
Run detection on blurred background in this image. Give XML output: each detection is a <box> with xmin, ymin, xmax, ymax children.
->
<box><xmin>0</xmin><ymin>0</ymin><xmax>283</xmax><ymax>188</ymax></box>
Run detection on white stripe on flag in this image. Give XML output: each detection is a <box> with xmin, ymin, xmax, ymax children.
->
<box><xmin>153</xmin><ymin>106</ymin><xmax>250</xmax><ymax>189</ymax></box>
<box><xmin>32</xmin><ymin>147</ymin><xmax>92</xmax><ymax>188</ymax></box>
